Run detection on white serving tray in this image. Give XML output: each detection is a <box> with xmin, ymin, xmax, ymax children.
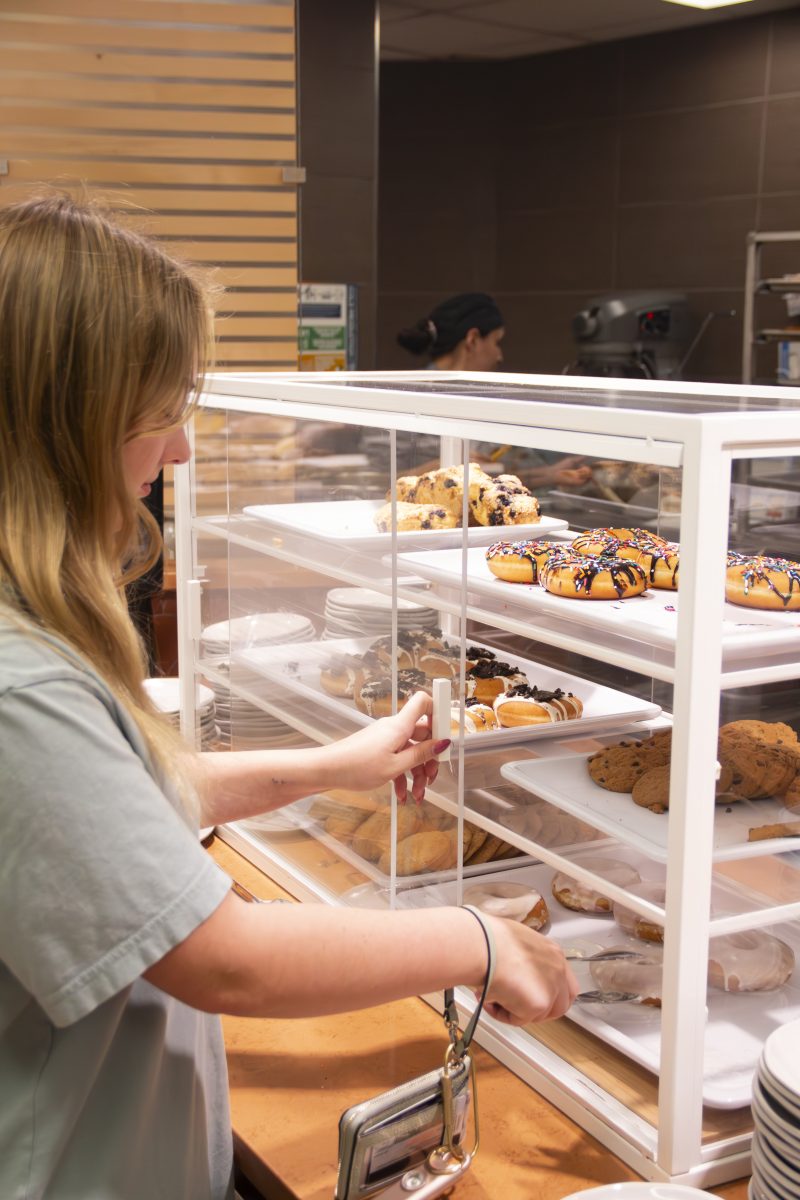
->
<box><xmin>500</xmin><ymin>752</ymin><xmax>800</xmax><ymax>863</ymax></box>
<box><xmin>399</xmin><ymin>854</ymin><xmax>800</xmax><ymax>1109</ymax></box>
<box><xmin>235</xmin><ymin>636</ymin><xmax>661</xmax><ymax>749</ymax></box>
<box><xmin>397</xmin><ymin>545</ymin><xmax>800</xmax><ymax>661</ymax></box>
<box><xmin>243</xmin><ymin>498</ymin><xmax>567</xmax><ymax>551</ymax></box>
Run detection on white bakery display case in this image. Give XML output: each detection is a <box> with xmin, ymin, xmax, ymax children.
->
<box><xmin>174</xmin><ymin>369</ymin><xmax>800</xmax><ymax>1189</ymax></box>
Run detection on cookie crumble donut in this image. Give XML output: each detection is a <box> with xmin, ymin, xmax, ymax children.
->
<box><xmin>707</xmin><ymin>931</ymin><xmax>795</xmax><ymax>993</ymax></box>
<box><xmin>551</xmin><ymin>856</ymin><xmax>642</xmax><ymax>913</ymax></box>
<box><xmin>486</xmin><ymin>538</ymin><xmax>565</xmax><ymax>584</ymax></box>
<box><xmin>463</xmin><ymin>881</ymin><xmax>549</xmax><ymax>931</ymax></box>
<box><xmin>450</xmin><ymin>698</ymin><xmax>498</xmax><ymax>734</ymax></box>
<box><xmin>540</xmin><ymin>553</ymin><xmax>648</xmax><ymax>600</ymax></box>
<box><xmin>571</xmin><ymin>527</ymin><xmax>668</xmax><ymax>556</ymax></box>
<box><xmin>725</xmin><ymin>554</ymin><xmax>800</xmax><ymax>611</ymax></box>
<box><xmin>367</xmin><ymin>634</ymin><xmax>416</xmax><ymax>671</ymax></box>
<box><xmin>355</xmin><ymin>669</ymin><xmax>429</xmax><ymax>718</ymax></box>
<box><xmin>494</xmin><ymin>683</ymin><xmax>583</xmax><ymax>726</ymax></box>
<box><xmin>465</xmin><ymin>657</ymin><xmax>528</xmax><ymax>702</ymax></box>
<box><xmin>319</xmin><ymin>653</ymin><xmax>364</xmax><ymax>698</ymax></box>
<box><xmin>415</xmin><ymin>643</ymin><xmax>464</xmax><ymax>678</ymax></box>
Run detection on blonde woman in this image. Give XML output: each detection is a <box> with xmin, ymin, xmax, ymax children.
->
<box><xmin>0</xmin><ymin>195</ymin><xmax>577</xmax><ymax>1200</ymax></box>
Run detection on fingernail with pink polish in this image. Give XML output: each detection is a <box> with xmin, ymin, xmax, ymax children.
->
<box><xmin>433</xmin><ymin>739</ymin><xmax>451</xmax><ymax>754</ymax></box>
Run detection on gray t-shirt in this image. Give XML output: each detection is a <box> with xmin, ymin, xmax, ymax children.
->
<box><xmin>0</xmin><ymin>623</ymin><xmax>235</xmax><ymax>1200</ymax></box>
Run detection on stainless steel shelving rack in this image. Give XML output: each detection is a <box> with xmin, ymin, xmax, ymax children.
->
<box><xmin>742</xmin><ymin>229</ymin><xmax>800</xmax><ymax>384</ymax></box>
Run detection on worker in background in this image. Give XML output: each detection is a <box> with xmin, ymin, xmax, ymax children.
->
<box><xmin>389</xmin><ymin>292</ymin><xmax>591</xmax><ymax>490</ymax></box>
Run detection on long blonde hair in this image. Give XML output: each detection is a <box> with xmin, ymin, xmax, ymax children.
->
<box><xmin>0</xmin><ymin>192</ymin><xmax>214</xmax><ymax>804</ymax></box>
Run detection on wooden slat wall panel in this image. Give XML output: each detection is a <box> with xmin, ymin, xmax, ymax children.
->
<box><xmin>5</xmin><ymin>159</ymin><xmax>290</xmax><ymax>186</ymax></box>
<box><xmin>6</xmin><ymin>1</ymin><xmax>293</xmax><ymax>26</ymax></box>
<box><xmin>2</xmin><ymin>133</ymin><xmax>295</xmax><ymax>162</ymax></box>
<box><xmin>5</xmin><ymin>105</ymin><xmax>296</xmax><ymax>138</ymax></box>
<box><xmin>0</xmin><ymin>0</ymin><xmax>299</xmax><ymax>374</ymax></box>
<box><xmin>0</xmin><ymin>77</ymin><xmax>296</xmax><ymax>110</ymax></box>
<box><xmin>181</xmin><ymin>242</ymin><xmax>297</xmax><ymax>265</ymax></box>
<box><xmin>0</xmin><ymin>18</ymin><xmax>295</xmax><ymax>57</ymax></box>
<box><xmin>105</xmin><ymin>189</ymin><xmax>297</xmax><ymax>214</ymax></box>
<box><xmin>3</xmin><ymin>46</ymin><xmax>296</xmax><ymax>82</ymax></box>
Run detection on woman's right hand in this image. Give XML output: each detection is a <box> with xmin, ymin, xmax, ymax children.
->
<box><xmin>478</xmin><ymin>914</ymin><xmax>579</xmax><ymax>1025</ymax></box>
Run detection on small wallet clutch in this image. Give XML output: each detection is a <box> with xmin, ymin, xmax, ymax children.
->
<box><xmin>334</xmin><ymin>1053</ymin><xmax>472</xmax><ymax>1200</ymax></box>
<box><xmin>335</xmin><ymin>905</ymin><xmax>495</xmax><ymax>1200</ymax></box>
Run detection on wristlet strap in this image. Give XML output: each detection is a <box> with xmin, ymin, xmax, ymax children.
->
<box><xmin>443</xmin><ymin>905</ymin><xmax>496</xmax><ymax>1059</ymax></box>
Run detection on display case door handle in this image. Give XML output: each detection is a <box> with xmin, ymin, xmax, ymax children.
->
<box><xmin>186</xmin><ymin>578</ymin><xmax>203</xmax><ymax>643</ymax></box>
<box><xmin>431</xmin><ymin>677</ymin><xmax>452</xmax><ymax>762</ymax></box>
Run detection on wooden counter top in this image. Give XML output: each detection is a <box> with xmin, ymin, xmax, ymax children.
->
<box><xmin>210</xmin><ymin>839</ymin><xmax>749</xmax><ymax>1200</ymax></box>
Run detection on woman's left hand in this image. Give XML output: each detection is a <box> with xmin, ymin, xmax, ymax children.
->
<box><xmin>319</xmin><ymin>691</ymin><xmax>449</xmax><ymax>803</ymax></box>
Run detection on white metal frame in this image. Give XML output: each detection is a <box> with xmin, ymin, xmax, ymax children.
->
<box><xmin>174</xmin><ymin>370</ymin><xmax>800</xmax><ymax>1186</ymax></box>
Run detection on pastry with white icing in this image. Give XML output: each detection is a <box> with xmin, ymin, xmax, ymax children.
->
<box><xmin>463</xmin><ymin>881</ymin><xmax>549</xmax><ymax>930</ymax></box>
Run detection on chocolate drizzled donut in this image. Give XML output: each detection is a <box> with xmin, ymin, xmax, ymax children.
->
<box><xmin>540</xmin><ymin>553</ymin><xmax>648</xmax><ymax>600</ymax></box>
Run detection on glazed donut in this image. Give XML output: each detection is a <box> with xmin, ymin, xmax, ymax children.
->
<box><xmin>613</xmin><ymin>882</ymin><xmax>666</xmax><ymax>944</ymax></box>
<box><xmin>617</xmin><ymin>540</ymin><xmax>680</xmax><ymax>591</ymax></box>
<box><xmin>451</xmin><ymin>698</ymin><xmax>498</xmax><ymax>734</ymax></box>
<box><xmin>725</xmin><ymin>555</ymin><xmax>800</xmax><ymax>611</ymax></box>
<box><xmin>707</xmin><ymin>931</ymin><xmax>795</xmax><ymax>993</ymax></box>
<box><xmin>590</xmin><ymin>949</ymin><xmax>664</xmax><ymax>1006</ymax></box>
<box><xmin>494</xmin><ymin>683</ymin><xmax>583</xmax><ymax>727</ymax></box>
<box><xmin>571</xmin><ymin>527</ymin><xmax>668</xmax><ymax>556</ymax></box>
<box><xmin>463</xmin><ymin>881</ymin><xmax>549</xmax><ymax>931</ymax></box>
<box><xmin>486</xmin><ymin>538</ymin><xmax>566</xmax><ymax>584</ymax></box>
<box><xmin>355</xmin><ymin>669</ymin><xmax>429</xmax><ymax>718</ymax></box>
<box><xmin>465</xmin><ymin>657</ymin><xmax>528</xmax><ymax>702</ymax></box>
<box><xmin>540</xmin><ymin>553</ymin><xmax>648</xmax><ymax>601</ymax></box>
<box><xmin>373</xmin><ymin>500</ymin><xmax>458</xmax><ymax>532</ymax></box>
<box><xmin>551</xmin><ymin>856</ymin><xmax>642</xmax><ymax>913</ymax></box>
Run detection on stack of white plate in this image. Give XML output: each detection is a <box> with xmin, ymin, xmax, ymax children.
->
<box><xmin>750</xmin><ymin>1019</ymin><xmax>800</xmax><ymax>1200</ymax></box>
<box><xmin>199</xmin><ymin>611</ymin><xmax>315</xmax><ymax>750</ymax></box>
<box><xmin>323</xmin><ymin>587</ymin><xmax>439</xmax><ymax>639</ymax></box>
<box><xmin>200</xmin><ymin>611</ymin><xmax>316</xmax><ymax>658</ymax></box>
<box><xmin>213</xmin><ymin>688</ymin><xmax>309</xmax><ymax>750</ymax></box>
<box><xmin>143</xmin><ymin>677</ymin><xmax>219</xmax><ymax>749</ymax></box>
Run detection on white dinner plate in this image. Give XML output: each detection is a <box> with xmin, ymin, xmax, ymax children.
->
<box><xmin>561</xmin><ymin>1185</ymin><xmax>719</xmax><ymax>1199</ymax></box>
<box><xmin>201</xmin><ymin>611</ymin><xmax>315</xmax><ymax>649</ymax></box>
<box><xmin>144</xmin><ymin>677</ymin><xmax>214</xmax><ymax>715</ymax></box>
<box><xmin>244</xmin><ymin>498</ymin><xmax>567</xmax><ymax>550</ymax></box>
<box><xmin>761</xmin><ymin>1017</ymin><xmax>800</xmax><ymax>1101</ymax></box>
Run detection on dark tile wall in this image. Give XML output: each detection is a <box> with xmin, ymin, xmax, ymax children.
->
<box><xmin>377</xmin><ymin>9</ymin><xmax>800</xmax><ymax>383</ymax></box>
<box><xmin>297</xmin><ymin>0</ymin><xmax>378</xmax><ymax>367</ymax></box>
